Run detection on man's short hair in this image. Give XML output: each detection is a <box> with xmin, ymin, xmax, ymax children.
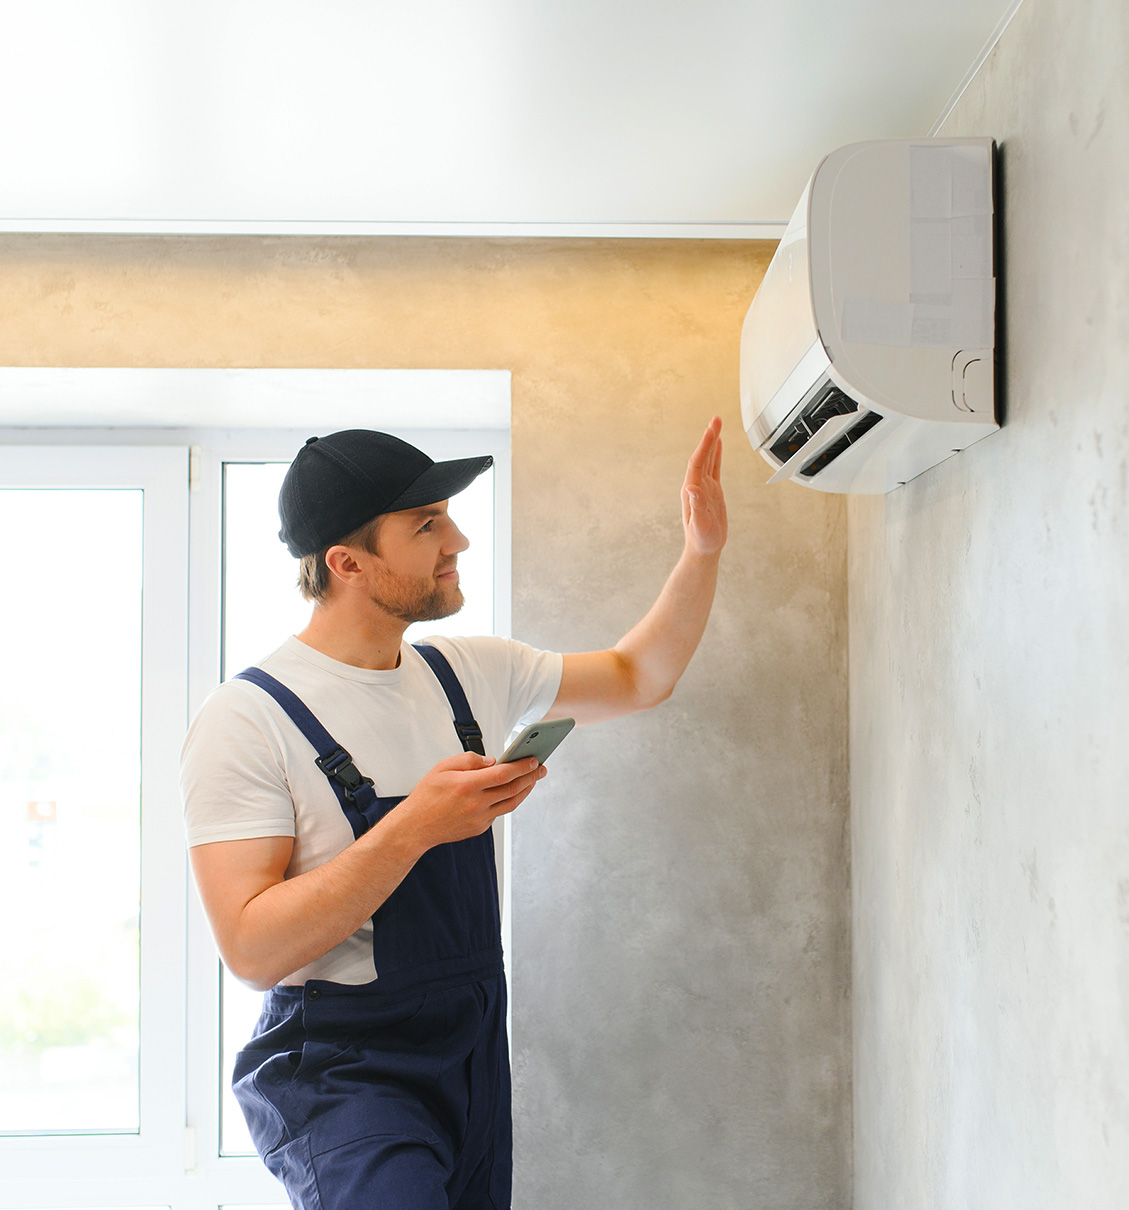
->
<box><xmin>297</xmin><ymin>515</ymin><xmax>383</xmax><ymax>604</ymax></box>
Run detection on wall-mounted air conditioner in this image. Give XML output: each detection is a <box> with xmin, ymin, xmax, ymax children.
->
<box><xmin>740</xmin><ymin>138</ymin><xmax>998</xmax><ymax>493</ymax></box>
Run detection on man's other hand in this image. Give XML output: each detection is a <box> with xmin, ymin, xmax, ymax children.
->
<box><xmin>398</xmin><ymin>751</ymin><xmax>547</xmax><ymax>852</ymax></box>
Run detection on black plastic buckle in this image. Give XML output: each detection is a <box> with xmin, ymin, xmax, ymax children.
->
<box><xmin>455</xmin><ymin>721</ymin><xmax>485</xmax><ymax>756</ymax></box>
<box><xmin>314</xmin><ymin>746</ymin><xmax>373</xmax><ymax>802</ymax></box>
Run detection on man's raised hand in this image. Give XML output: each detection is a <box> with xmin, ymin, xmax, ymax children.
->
<box><xmin>681</xmin><ymin>415</ymin><xmax>727</xmax><ymax>558</ymax></box>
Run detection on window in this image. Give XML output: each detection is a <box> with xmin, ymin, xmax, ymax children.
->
<box><xmin>0</xmin><ymin>486</ymin><xmax>143</xmax><ymax>1136</ymax></box>
<box><xmin>0</xmin><ymin>445</ymin><xmax>189</xmax><ymax>1204</ymax></box>
<box><xmin>0</xmin><ymin>419</ymin><xmax>509</xmax><ymax>1210</ymax></box>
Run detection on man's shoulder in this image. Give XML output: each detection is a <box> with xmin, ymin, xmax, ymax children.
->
<box><xmin>414</xmin><ymin>635</ymin><xmax>563</xmax><ymax>720</ymax></box>
<box><xmin>414</xmin><ymin>634</ymin><xmax>536</xmax><ymax>680</ymax></box>
<box><xmin>186</xmin><ymin>671</ymin><xmax>280</xmax><ymax>746</ymax></box>
<box><xmin>416</xmin><ymin>632</ymin><xmax>511</xmax><ymax>662</ymax></box>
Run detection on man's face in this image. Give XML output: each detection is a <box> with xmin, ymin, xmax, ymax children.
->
<box><xmin>362</xmin><ymin>500</ymin><xmax>470</xmax><ymax>623</ymax></box>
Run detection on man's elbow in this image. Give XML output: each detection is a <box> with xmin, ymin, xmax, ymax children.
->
<box><xmin>217</xmin><ymin>940</ymin><xmax>283</xmax><ymax>992</ymax></box>
<box><xmin>233</xmin><ymin>967</ymin><xmax>279</xmax><ymax>994</ymax></box>
<box><xmin>635</xmin><ymin>680</ymin><xmax>674</xmax><ymax>713</ymax></box>
<box><xmin>616</xmin><ymin>654</ymin><xmax>675</xmax><ymax>715</ymax></box>
<box><xmin>226</xmin><ymin>963</ymin><xmax>275</xmax><ymax>992</ymax></box>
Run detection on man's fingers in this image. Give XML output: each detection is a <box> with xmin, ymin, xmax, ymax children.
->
<box><xmin>435</xmin><ymin>751</ymin><xmax>495</xmax><ymax>773</ymax></box>
<box><xmin>684</xmin><ymin>418</ymin><xmax>723</xmax><ymax>498</ymax></box>
<box><xmin>490</xmin><ymin>761</ymin><xmax>546</xmax><ymax>800</ymax></box>
<box><xmin>489</xmin><ymin>767</ymin><xmax>548</xmax><ymax>816</ymax></box>
<box><xmin>427</xmin><ymin>754</ymin><xmax>541</xmax><ymax>801</ymax></box>
<box><xmin>490</xmin><ymin>761</ymin><xmax>545</xmax><ymax>800</ymax></box>
<box><xmin>686</xmin><ymin>422</ymin><xmax>716</xmax><ymax>475</ymax></box>
<box><xmin>435</xmin><ymin>752</ymin><xmax>542</xmax><ymax>782</ymax></box>
<box><xmin>492</xmin><ymin>789</ymin><xmax>532</xmax><ymax>818</ymax></box>
<box><xmin>470</xmin><ymin>756</ymin><xmax>539</xmax><ymax>788</ymax></box>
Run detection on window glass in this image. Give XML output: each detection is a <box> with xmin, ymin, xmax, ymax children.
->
<box><xmin>0</xmin><ymin>489</ymin><xmax>142</xmax><ymax>1134</ymax></box>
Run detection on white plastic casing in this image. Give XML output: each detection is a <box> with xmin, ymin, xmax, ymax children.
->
<box><xmin>740</xmin><ymin>138</ymin><xmax>998</xmax><ymax>494</ymax></box>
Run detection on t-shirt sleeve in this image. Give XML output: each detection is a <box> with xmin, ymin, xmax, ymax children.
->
<box><xmin>431</xmin><ymin>635</ymin><xmax>563</xmax><ymax>736</ymax></box>
<box><xmin>180</xmin><ymin>681</ymin><xmax>298</xmax><ymax>847</ymax></box>
<box><xmin>505</xmin><ymin>640</ymin><xmax>563</xmax><ymax>729</ymax></box>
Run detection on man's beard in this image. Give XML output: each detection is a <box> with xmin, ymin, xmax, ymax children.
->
<box><xmin>369</xmin><ymin>565</ymin><xmax>464</xmax><ymax>624</ymax></box>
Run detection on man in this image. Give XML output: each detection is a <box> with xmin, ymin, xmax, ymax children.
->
<box><xmin>182</xmin><ymin>418</ymin><xmax>726</xmax><ymax>1209</ymax></box>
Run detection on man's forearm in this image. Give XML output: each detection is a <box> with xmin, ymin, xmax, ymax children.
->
<box><xmin>546</xmin><ymin>416</ymin><xmax>727</xmax><ymax>726</ymax></box>
<box><xmin>194</xmin><ymin>811</ymin><xmax>427</xmax><ymax>991</ymax></box>
<box><xmin>549</xmin><ymin>545</ymin><xmax>721</xmax><ymax>725</ymax></box>
<box><xmin>192</xmin><ymin>752</ymin><xmax>546</xmax><ymax>990</ymax></box>
<box><xmin>615</xmin><ymin>545</ymin><xmax>721</xmax><ymax>709</ymax></box>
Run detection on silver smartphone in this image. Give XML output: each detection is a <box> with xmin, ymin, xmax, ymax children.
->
<box><xmin>499</xmin><ymin>717</ymin><xmax>575</xmax><ymax>765</ymax></box>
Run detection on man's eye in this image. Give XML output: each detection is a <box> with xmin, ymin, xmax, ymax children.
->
<box><xmin>419</xmin><ymin>520</ymin><xmax>433</xmax><ymax>533</ymax></box>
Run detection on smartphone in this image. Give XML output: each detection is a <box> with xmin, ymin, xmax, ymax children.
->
<box><xmin>499</xmin><ymin>717</ymin><xmax>575</xmax><ymax>765</ymax></box>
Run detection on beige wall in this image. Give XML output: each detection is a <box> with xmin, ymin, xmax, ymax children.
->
<box><xmin>0</xmin><ymin>234</ymin><xmax>852</xmax><ymax>1208</ymax></box>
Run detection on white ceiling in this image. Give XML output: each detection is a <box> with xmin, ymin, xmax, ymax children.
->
<box><xmin>0</xmin><ymin>0</ymin><xmax>1018</xmax><ymax>235</ymax></box>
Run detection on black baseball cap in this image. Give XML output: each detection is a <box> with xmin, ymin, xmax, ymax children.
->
<box><xmin>278</xmin><ymin>429</ymin><xmax>493</xmax><ymax>558</ymax></box>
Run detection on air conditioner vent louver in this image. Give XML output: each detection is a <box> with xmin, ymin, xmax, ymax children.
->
<box><xmin>768</xmin><ymin>384</ymin><xmax>858</xmax><ymax>466</ymax></box>
<box><xmin>798</xmin><ymin>409</ymin><xmax>884</xmax><ymax>478</ymax></box>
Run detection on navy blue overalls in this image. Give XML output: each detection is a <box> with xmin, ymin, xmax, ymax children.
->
<box><xmin>231</xmin><ymin>645</ymin><xmax>511</xmax><ymax>1210</ymax></box>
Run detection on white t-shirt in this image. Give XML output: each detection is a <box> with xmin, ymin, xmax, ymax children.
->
<box><xmin>181</xmin><ymin>634</ymin><xmax>562</xmax><ymax>985</ymax></box>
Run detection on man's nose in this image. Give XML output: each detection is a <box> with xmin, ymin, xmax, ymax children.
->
<box><xmin>445</xmin><ymin>522</ymin><xmax>470</xmax><ymax>554</ymax></box>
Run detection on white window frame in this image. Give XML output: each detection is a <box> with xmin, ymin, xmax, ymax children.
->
<box><xmin>0</xmin><ymin>412</ymin><xmax>511</xmax><ymax>1210</ymax></box>
<box><xmin>0</xmin><ymin>444</ymin><xmax>190</xmax><ymax>1207</ymax></box>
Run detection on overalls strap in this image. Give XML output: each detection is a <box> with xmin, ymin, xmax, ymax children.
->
<box><xmin>233</xmin><ymin>644</ymin><xmax>483</xmax><ymax>830</ymax></box>
<box><xmin>412</xmin><ymin>643</ymin><xmax>486</xmax><ymax>755</ymax></box>
<box><xmin>234</xmin><ymin>666</ymin><xmax>374</xmax><ymax>838</ymax></box>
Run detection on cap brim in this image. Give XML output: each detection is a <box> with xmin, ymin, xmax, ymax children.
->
<box><xmin>384</xmin><ymin>454</ymin><xmax>494</xmax><ymax>512</ymax></box>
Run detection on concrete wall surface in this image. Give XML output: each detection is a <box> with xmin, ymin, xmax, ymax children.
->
<box><xmin>506</xmin><ymin>249</ymin><xmax>852</xmax><ymax>1210</ymax></box>
<box><xmin>848</xmin><ymin>0</ymin><xmax>1129</xmax><ymax>1207</ymax></box>
<box><xmin>0</xmin><ymin>236</ymin><xmax>852</xmax><ymax>1207</ymax></box>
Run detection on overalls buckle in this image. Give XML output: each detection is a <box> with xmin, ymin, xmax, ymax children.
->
<box><xmin>454</xmin><ymin>720</ymin><xmax>485</xmax><ymax>755</ymax></box>
<box><xmin>314</xmin><ymin>746</ymin><xmax>374</xmax><ymax>802</ymax></box>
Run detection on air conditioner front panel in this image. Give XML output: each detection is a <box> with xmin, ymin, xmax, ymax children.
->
<box><xmin>810</xmin><ymin>138</ymin><xmax>997</xmax><ymax>424</ymax></box>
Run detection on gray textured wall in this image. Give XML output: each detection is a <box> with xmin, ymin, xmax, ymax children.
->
<box><xmin>509</xmin><ymin>249</ymin><xmax>851</xmax><ymax>1210</ymax></box>
<box><xmin>848</xmin><ymin>0</ymin><xmax>1129</xmax><ymax>1206</ymax></box>
<box><xmin>0</xmin><ymin>235</ymin><xmax>852</xmax><ymax>1207</ymax></box>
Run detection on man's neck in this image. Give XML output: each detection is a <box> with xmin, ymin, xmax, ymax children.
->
<box><xmin>295</xmin><ymin>600</ymin><xmax>409</xmax><ymax>671</ymax></box>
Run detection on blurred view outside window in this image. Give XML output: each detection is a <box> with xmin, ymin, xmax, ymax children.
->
<box><xmin>0</xmin><ymin>489</ymin><xmax>142</xmax><ymax>1134</ymax></box>
<box><xmin>219</xmin><ymin>460</ymin><xmax>496</xmax><ymax>1155</ymax></box>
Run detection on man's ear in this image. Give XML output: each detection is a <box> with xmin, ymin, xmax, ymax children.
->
<box><xmin>323</xmin><ymin>543</ymin><xmax>373</xmax><ymax>589</ymax></box>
